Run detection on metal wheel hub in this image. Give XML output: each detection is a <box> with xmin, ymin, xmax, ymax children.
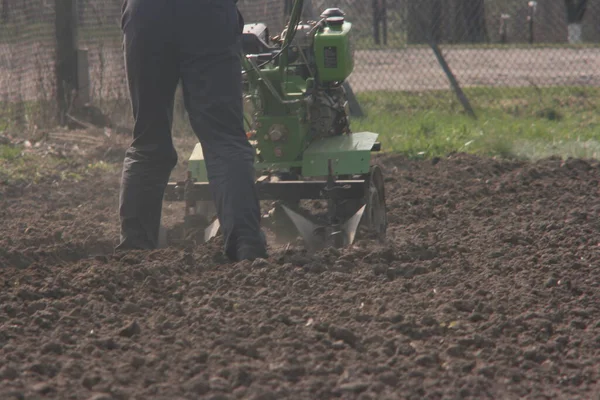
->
<box><xmin>362</xmin><ymin>165</ymin><xmax>387</xmax><ymax>241</ymax></box>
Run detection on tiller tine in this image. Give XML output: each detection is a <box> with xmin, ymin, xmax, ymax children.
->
<box><xmin>280</xmin><ymin>203</ymin><xmax>366</xmax><ymax>252</ymax></box>
<box><xmin>204</xmin><ymin>218</ymin><xmax>221</xmax><ymax>242</ymax></box>
<box><xmin>280</xmin><ymin>205</ymin><xmax>325</xmax><ymax>252</ymax></box>
<box><xmin>278</xmin><ymin>159</ymin><xmax>371</xmax><ymax>252</ymax></box>
<box><xmin>342</xmin><ymin>204</ymin><xmax>366</xmax><ymax>245</ymax></box>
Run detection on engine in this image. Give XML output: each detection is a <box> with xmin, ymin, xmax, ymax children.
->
<box><xmin>285</xmin><ymin>16</ymin><xmax>353</xmax><ymax>141</ymax></box>
<box><xmin>307</xmin><ymin>83</ymin><xmax>351</xmax><ymax>140</ymax></box>
<box><xmin>240</xmin><ymin>7</ymin><xmax>355</xmax><ymax>164</ymax></box>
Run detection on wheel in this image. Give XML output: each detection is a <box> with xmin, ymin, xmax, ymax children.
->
<box><xmin>363</xmin><ymin>165</ymin><xmax>387</xmax><ymax>241</ymax></box>
<box><xmin>354</xmin><ymin>165</ymin><xmax>387</xmax><ymax>242</ymax></box>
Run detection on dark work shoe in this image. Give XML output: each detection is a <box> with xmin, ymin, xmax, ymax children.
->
<box><xmin>236</xmin><ymin>245</ymin><xmax>268</xmax><ymax>261</ymax></box>
<box><xmin>115</xmin><ymin>238</ymin><xmax>154</xmax><ymax>252</ymax></box>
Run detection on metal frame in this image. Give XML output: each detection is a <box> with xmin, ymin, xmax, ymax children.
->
<box><xmin>165</xmin><ymin>178</ymin><xmax>367</xmax><ymax>203</ymax></box>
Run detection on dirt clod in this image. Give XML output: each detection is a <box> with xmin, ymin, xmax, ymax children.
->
<box><xmin>251</xmin><ymin>258</ymin><xmax>270</xmax><ymax>268</ymax></box>
<box><xmin>185</xmin><ymin>376</ymin><xmax>210</xmax><ymax>395</ymax></box>
<box><xmin>118</xmin><ymin>320</ymin><xmax>141</xmax><ymax>338</ymax></box>
<box><xmin>328</xmin><ymin>326</ymin><xmax>359</xmax><ymax>347</ymax></box>
<box><xmin>32</xmin><ymin>382</ymin><xmax>54</xmax><ymax>394</ymax></box>
<box><xmin>0</xmin><ymin>367</ymin><xmax>18</xmax><ymax>381</ymax></box>
<box><xmin>570</xmin><ymin>320</ymin><xmax>587</xmax><ymax>330</ymax></box>
<box><xmin>415</xmin><ymin>354</ymin><xmax>438</xmax><ymax>366</ymax></box>
<box><xmin>1</xmin><ymin>149</ymin><xmax>600</xmax><ymax>399</ymax></box>
<box><xmin>335</xmin><ymin>381</ymin><xmax>370</xmax><ymax>394</ymax></box>
<box><xmin>3</xmin><ymin>391</ymin><xmax>24</xmax><ymax>400</ymax></box>
<box><xmin>40</xmin><ymin>342</ymin><xmax>63</xmax><ymax>355</ymax></box>
<box><xmin>87</xmin><ymin>394</ymin><xmax>114</xmax><ymax>400</ymax></box>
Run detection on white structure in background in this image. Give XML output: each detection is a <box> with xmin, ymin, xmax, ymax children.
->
<box><xmin>568</xmin><ymin>22</ymin><xmax>583</xmax><ymax>43</ymax></box>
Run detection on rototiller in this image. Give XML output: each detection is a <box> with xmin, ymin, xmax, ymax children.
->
<box><xmin>165</xmin><ymin>0</ymin><xmax>387</xmax><ymax>252</ymax></box>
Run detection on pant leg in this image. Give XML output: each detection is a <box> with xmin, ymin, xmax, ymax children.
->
<box><xmin>175</xmin><ymin>0</ymin><xmax>266</xmax><ymax>260</ymax></box>
<box><xmin>117</xmin><ymin>0</ymin><xmax>180</xmax><ymax>250</ymax></box>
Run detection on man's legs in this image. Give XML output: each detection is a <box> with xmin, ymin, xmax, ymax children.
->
<box><xmin>117</xmin><ymin>0</ymin><xmax>180</xmax><ymax>250</ymax></box>
<box><xmin>176</xmin><ymin>0</ymin><xmax>266</xmax><ymax>261</ymax></box>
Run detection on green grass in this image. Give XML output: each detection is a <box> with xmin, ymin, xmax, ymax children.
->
<box><xmin>351</xmin><ymin>86</ymin><xmax>600</xmax><ymax>161</ymax></box>
<box><xmin>0</xmin><ymin>100</ymin><xmax>58</xmax><ymax>135</ymax></box>
<box><xmin>3</xmin><ymin>85</ymin><xmax>599</xmax><ymax>181</ymax></box>
<box><xmin>0</xmin><ymin>145</ymin><xmax>119</xmax><ymax>186</ymax></box>
<box><xmin>0</xmin><ymin>145</ymin><xmax>22</xmax><ymax>162</ymax></box>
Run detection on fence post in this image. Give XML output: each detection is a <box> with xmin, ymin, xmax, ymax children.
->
<box><xmin>55</xmin><ymin>0</ymin><xmax>79</xmax><ymax>126</ymax></box>
<box><xmin>527</xmin><ymin>1</ymin><xmax>537</xmax><ymax>44</ymax></box>
<box><xmin>429</xmin><ymin>41</ymin><xmax>476</xmax><ymax>119</ymax></box>
<box><xmin>373</xmin><ymin>0</ymin><xmax>388</xmax><ymax>46</ymax></box>
<box><xmin>373</xmin><ymin>0</ymin><xmax>380</xmax><ymax>45</ymax></box>
<box><xmin>381</xmin><ymin>0</ymin><xmax>387</xmax><ymax>45</ymax></box>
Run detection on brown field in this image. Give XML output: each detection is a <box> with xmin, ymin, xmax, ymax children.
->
<box><xmin>1</xmin><ymin>130</ymin><xmax>600</xmax><ymax>399</ymax></box>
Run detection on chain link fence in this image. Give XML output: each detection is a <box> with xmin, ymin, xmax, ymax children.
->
<box><xmin>1</xmin><ymin>0</ymin><xmax>599</xmax><ymax>134</ymax></box>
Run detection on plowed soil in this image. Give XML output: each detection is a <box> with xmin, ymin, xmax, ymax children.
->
<box><xmin>1</xmin><ymin>135</ymin><xmax>600</xmax><ymax>400</ymax></box>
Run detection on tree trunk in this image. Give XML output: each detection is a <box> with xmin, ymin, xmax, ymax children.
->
<box><xmin>406</xmin><ymin>0</ymin><xmax>424</xmax><ymax>44</ymax></box>
<box><xmin>1</xmin><ymin>0</ymin><xmax>8</xmax><ymax>24</ymax></box>
<box><xmin>430</xmin><ymin>0</ymin><xmax>442</xmax><ymax>43</ymax></box>
<box><xmin>407</xmin><ymin>0</ymin><xmax>441</xmax><ymax>44</ymax></box>
<box><xmin>55</xmin><ymin>0</ymin><xmax>79</xmax><ymax>126</ymax></box>
<box><xmin>302</xmin><ymin>0</ymin><xmax>316</xmax><ymax>19</ymax></box>
<box><xmin>452</xmin><ymin>0</ymin><xmax>487</xmax><ymax>43</ymax></box>
<box><xmin>284</xmin><ymin>0</ymin><xmax>316</xmax><ymax>21</ymax></box>
<box><xmin>565</xmin><ymin>0</ymin><xmax>587</xmax><ymax>23</ymax></box>
<box><xmin>372</xmin><ymin>0</ymin><xmax>389</xmax><ymax>45</ymax></box>
<box><xmin>284</xmin><ymin>0</ymin><xmax>293</xmax><ymax>19</ymax></box>
<box><xmin>78</xmin><ymin>0</ymin><xmax>85</xmax><ymax>25</ymax></box>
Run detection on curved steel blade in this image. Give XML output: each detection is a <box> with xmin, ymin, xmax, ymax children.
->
<box><xmin>204</xmin><ymin>218</ymin><xmax>221</xmax><ymax>242</ymax></box>
<box><xmin>342</xmin><ymin>204</ymin><xmax>366</xmax><ymax>245</ymax></box>
<box><xmin>280</xmin><ymin>205</ymin><xmax>323</xmax><ymax>252</ymax></box>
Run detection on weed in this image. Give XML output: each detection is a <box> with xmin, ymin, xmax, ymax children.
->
<box><xmin>0</xmin><ymin>145</ymin><xmax>22</xmax><ymax>161</ymax></box>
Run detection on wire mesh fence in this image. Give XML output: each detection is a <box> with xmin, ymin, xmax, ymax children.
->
<box><xmin>1</xmin><ymin>0</ymin><xmax>599</xmax><ymax>134</ymax></box>
<box><xmin>0</xmin><ymin>0</ymin><xmax>56</xmax><ymax>131</ymax></box>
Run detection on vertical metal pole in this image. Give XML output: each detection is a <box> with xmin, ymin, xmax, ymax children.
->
<box><xmin>55</xmin><ymin>0</ymin><xmax>79</xmax><ymax>126</ymax></box>
<box><xmin>382</xmin><ymin>0</ymin><xmax>388</xmax><ymax>45</ymax></box>
<box><xmin>373</xmin><ymin>0</ymin><xmax>380</xmax><ymax>45</ymax></box>
<box><xmin>500</xmin><ymin>14</ymin><xmax>510</xmax><ymax>44</ymax></box>
<box><xmin>527</xmin><ymin>2</ymin><xmax>537</xmax><ymax>44</ymax></box>
<box><xmin>528</xmin><ymin>14</ymin><xmax>534</xmax><ymax>44</ymax></box>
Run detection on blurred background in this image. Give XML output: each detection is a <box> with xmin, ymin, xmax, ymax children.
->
<box><xmin>1</xmin><ymin>0</ymin><xmax>599</xmax><ymax>159</ymax></box>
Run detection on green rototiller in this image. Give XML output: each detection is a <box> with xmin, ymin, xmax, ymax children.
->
<box><xmin>165</xmin><ymin>0</ymin><xmax>387</xmax><ymax>252</ymax></box>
